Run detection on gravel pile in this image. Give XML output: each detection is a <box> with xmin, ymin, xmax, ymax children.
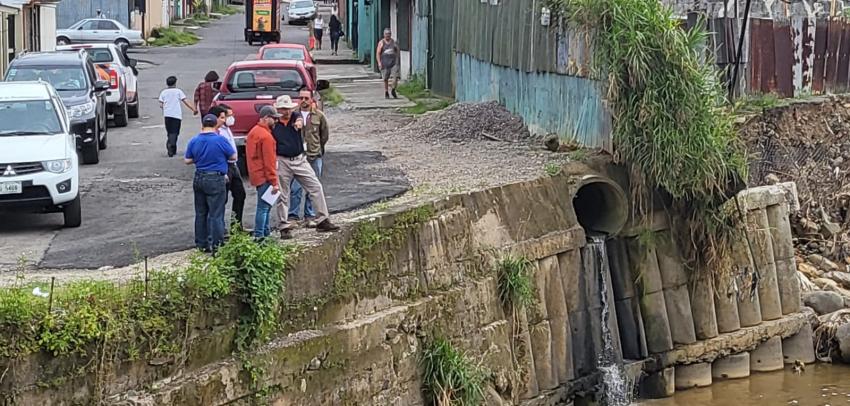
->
<box><xmin>398</xmin><ymin>101</ymin><xmax>531</xmax><ymax>142</ymax></box>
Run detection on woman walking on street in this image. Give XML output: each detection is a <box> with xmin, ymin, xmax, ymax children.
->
<box><xmin>314</xmin><ymin>15</ymin><xmax>325</xmax><ymax>50</ymax></box>
<box><xmin>193</xmin><ymin>71</ymin><xmax>219</xmax><ymax>117</ymax></box>
<box><xmin>329</xmin><ymin>14</ymin><xmax>342</xmax><ymax>55</ymax></box>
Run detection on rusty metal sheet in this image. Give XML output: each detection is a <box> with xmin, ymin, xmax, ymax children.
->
<box><xmin>750</xmin><ymin>19</ymin><xmax>766</xmax><ymax>94</ymax></box>
<box><xmin>774</xmin><ymin>20</ymin><xmax>794</xmax><ymax>97</ymax></box>
<box><xmin>793</xmin><ymin>16</ymin><xmax>815</xmax><ymax>95</ymax></box>
<box><xmin>759</xmin><ymin>19</ymin><xmax>777</xmax><ymax>93</ymax></box>
<box><xmin>812</xmin><ymin>19</ymin><xmax>828</xmax><ymax>93</ymax></box>
<box><xmin>838</xmin><ymin>20</ymin><xmax>850</xmax><ymax>90</ymax></box>
<box><xmin>824</xmin><ymin>19</ymin><xmax>842</xmax><ymax>92</ymax></box>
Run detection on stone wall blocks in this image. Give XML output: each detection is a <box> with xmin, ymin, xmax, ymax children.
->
<box><xmin>639</xmin><ymin>367</ymin><xmax>675</xmax><ymax>399</ymax></box>
<box><xmin>766</xmin><ymin>203</ymin><xmax>795</xmax><ymax>261</ymax></box>
<box><xmin>750</xmin><ymin>336</ymin><xmax>785</xmax><ymax>372</ymax></box>
<box><xmin>529</xmin><ymin>321</ymin><xmax>558</xmax><ymax>391</ymax></box>
<box><xmin>782</xmin><ymin>323</ymin><xmax>816</xmax><ymax>364</ymax></box>
<box><xmin>757</xmin><ymin>263</ymin><xmax>784</xmax><ymax>321</ymax></box>
<box><xmin>776</xmin><ymin>257</ymin><xmax>802</xmax><ymax>315</ymax></box>
<box><xmin>714</xmin><ymin>286</ymin><xmax>742</xmax><ymax>334</ymax></box>
<box><xmin>712</xmin><ymin>352</ymin><xmax>751</xmax><ymax>380</ymax></box>
<box><xmin>674</xmin><ymin>362</ymin><xmax>712</xmax><ymax>390</ymax></box>
<box><xmin>663</xmin><ymin>284</ymin><xmax>697</xmax><ymax>345</ymax></box>
<box><xmin>626</xmin><ymin>239</ymin><xmax>664</xmax><ymax>295</ymax></box>
<box><xmin>655</xmin><ymin>232</ymin><xmax>689</xmax><ymax>289</ymax></box>
<box><xmin>639</xmin><ymin>290</ymin><xmax>674</xmax><ymax>354</ymax></box>
<box><xmin>607</xmin><ymin>238</ymin><xmax>636</xmax><ymax>300</ymax></box>
<box><xmin>689</xmin><ymin>277</ymin><xmax>719</xmax><ymax>340</ymax></box>
<box><xmin>737</xmin><ymin>286</ymin><xmax>763</xmax><ymax>328</ymax></box>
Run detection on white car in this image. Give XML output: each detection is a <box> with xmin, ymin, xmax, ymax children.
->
<box><xmin>56</xmin><ymin>18</ymin><xmax>145</xmax><ymax>49</ymax></box>
<box><xmin>57</xmin><ymin>44</ymin><xmax>140</xmax><ymax>126</ymax></box>
<box><xmin>0</xmin><ymin>81</ymin><xmax>81</xmax><ymax>227</ymax></box>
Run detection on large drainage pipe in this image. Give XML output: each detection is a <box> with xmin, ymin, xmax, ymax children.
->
<box><xmin>572</xmin><ymin>174</ymin><xmax>628</xmax><ymax>236</ymax></box>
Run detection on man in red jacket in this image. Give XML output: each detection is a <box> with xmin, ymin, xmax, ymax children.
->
<box><xmin>245</xmin><ymin>105</ymin><xmax>281</xmax><ymax>239</ymax></box>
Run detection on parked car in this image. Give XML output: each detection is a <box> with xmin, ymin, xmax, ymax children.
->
<box><xmin>211</xmin><ymin>60</ymin><xmax>329</xmax><ymax>174</ymax></box>
<box><xmin>0</xmin><ymin>81</ymin><xmax>82</xmax><ymax>227</ymax></box>
<box><xmin>5</xmin><ymin>50</ymin><xmax>110</xmax><ymax>165</ymax></box>
<box><xmin>57</xmin><ymin>44</ymin><xmax>140</xmax><ymax>126</ymax></box>
<box><xmin>287</xmin><ymin>0</ymin><xmax>317</xmax><ymax>24</ymax></box>
<box><xmin>257</xmin><ymin>43</ymin><xmax>316</xmax><ymax>82</ymax></box>
<box><xmin>56</xmin><ymin>19</ymin><xmax>145</xmax><ymax>49</ymax></box>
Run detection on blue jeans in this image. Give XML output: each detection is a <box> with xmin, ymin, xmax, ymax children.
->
<box><xmin>193</xmin><ymin>171</ymin><xmax>227</xmax><ymax>250</ymax></box>
<box><xmin>254</xmin><ymin>182</ymin><xmax>273</xmax><ymax>238</ymax></box>
<box><xmin>289</xmin><ymin>157</ymin><xmax>323</xmax><ymax>219</ymax></box>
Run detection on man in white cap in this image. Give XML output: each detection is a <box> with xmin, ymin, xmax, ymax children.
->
<box><xmin>272</xmin><ymin>95</ymin><xmax>339</xmax><ymax>239</ymax></box>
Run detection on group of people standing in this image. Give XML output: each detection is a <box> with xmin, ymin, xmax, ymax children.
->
<box><xmin>160</xmin><ymin>71</ymin><xmax>339</xmax><ymax>253</ymax></box>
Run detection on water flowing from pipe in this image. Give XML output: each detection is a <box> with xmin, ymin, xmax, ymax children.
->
<box><xmin>587</xmin><ymin>235</ymin><xmax>631</xmax><ymax>406</ymax></box>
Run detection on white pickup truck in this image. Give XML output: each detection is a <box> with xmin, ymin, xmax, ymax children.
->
<box><xmin>57</xmin><ymin>43</ymin><xmax>140</xmax><ymax>127</ymax></box>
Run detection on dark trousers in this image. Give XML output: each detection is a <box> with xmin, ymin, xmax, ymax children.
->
<box><xmin>193</xmin><ymin>171</ymin><xmax>227</xmax><ymax>251</ymax></box>
<box><xmin>226</xmin><ymin>163</ymin><xmax>246</xmax><ymax>225</ymax></box>
<box><xmin>314</xmin><ymin>28</ymin><xmax>323</xmax><ymax>47</ymax></box>
<box><xmin>164</xmin><ymin>117</ymin><xmax>182</xmax><ymax>156</ymax></box>
<box><xmin>330</xmin><ymin>32</ymin><xmax>340</xmax><ymax>52</ymax></box>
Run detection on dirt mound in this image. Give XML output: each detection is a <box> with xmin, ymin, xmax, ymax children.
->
<box><xmin>399</xmin><ymin>101</ymin><xmax>531</xmax><ymax>142</ymax></box>
<box><xmin>740</xmin><ymin>95</ymin><xmax>850</xmax><ymax>264</ymax></box>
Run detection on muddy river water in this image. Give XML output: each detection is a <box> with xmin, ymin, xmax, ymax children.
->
<box><xmin>639</xmin><ymin>364</ymin><xmax>850</xmax><ymax>405</ymax></box>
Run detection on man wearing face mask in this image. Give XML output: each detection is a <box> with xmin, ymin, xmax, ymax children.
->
<box><xmin>272</xmin><ymin>95</ymin><xmax>339</xmax><ymax>239</ymax></box>
<box><xmin>211</xmin><ymin>104</ymin><xmax>246</xmax><ymax>227</ymax></box>
<box><xmin>288</xmin><ymin>90</ymin><xmax>329</xmax><ymax>227</ymax></box>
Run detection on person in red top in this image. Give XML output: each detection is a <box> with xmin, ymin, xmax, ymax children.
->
<box><xmin>193</xmin><ymin>70</ymin><xmax>220</xmax><ymax>117</ymax></box>
<box><xmin>246</xmin><ymin>105</ymin><xmax>282</xmax><ymax>239</ymax></box>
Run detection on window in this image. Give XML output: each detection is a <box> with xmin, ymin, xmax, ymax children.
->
<box><xmin>86</xmin><ymin>49</ymin><xmax>114</xmax><ymax>63</ymax></box>
<box><xmin>0</xmin><ymin>100</ymin><xmax>62</xmax><ymax>135</ymax></box>
<box><xmin>261</xmin><ymin>48</ymin><xmax>305</xmax><ymax>61</ymax></box>
<box><xmin>98</xmin><ymin>20</ymin><xmax>119</xmax><ymax>30</ymax></box>
<box><xmin>79</xmin><ymin>20</ymin><xmax>97</xmax><ymax>30</ymax></box>
<box><xmin>7</xmin><ymin>66</ymin><xmax>88</xmax><ymax>91</ymax></box>
<box><xmin>228</xmin><ymin>69</ymin><xmax>305</xmax><ymax>92</ymax></box>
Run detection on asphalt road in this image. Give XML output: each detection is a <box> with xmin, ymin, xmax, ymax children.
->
<box><xmin>0</xmin><ymin>12</ymin><xmax>409</xmax><ymax>270</ymax></box>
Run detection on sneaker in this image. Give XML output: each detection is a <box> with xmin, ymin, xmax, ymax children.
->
<box><xmin>316</xmin><ymin>219</ymin><xmax>340</xmax><ymax>232</ymax></box>
<box><xmin>279</xmin><ymin>228</ymin><xmax>294</xmax><ymax>240</ymax></box>
<box><xmin>385</xmin><ymin>92</ymin><xmax>390</xmax><ymax>99</ymax></box>
<box><xmin>391</xmin><ymin>89</ymin><xmax>398</xmax><ymax>99</ymax></box>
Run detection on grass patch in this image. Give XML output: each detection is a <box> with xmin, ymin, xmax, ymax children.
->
<box><xmin>148</xmin><ymin>27</ymin><xmax>199</xmax><ymax>47</ymax></box>
<box><xmin>212</xmin><ymin>4</ymin><xmax>240</xmax><ymax>14</ymax></box>
<box><xmin>544</xmin><ymin>163</ymin><xmax>561</xmax><ymax>177</ymax></box>
<box><xmin>397</xmin><ymin>75</ymin><xmax>454</xmax><ymax>114</ymax></box>
<box><xmin>319</xmin><ymin>86</ymin><xmax>345</xmax><ymax>107</ymax></box>
<box><xmin>420</xmin><ymin>337</ymin><xmax>487</xmax><ymax>406</ymax></box>
<box><xmin>496</xmin><ymin>256</ymin><xmax>534</xmax><ymax>309</ymax></box>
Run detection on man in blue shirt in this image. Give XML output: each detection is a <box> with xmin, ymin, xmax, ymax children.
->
<box><xmin>185</xmin><ymin>114</ymin><xmax>237</xmax><ymax>252</ymax></box>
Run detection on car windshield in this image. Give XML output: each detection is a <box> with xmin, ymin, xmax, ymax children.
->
<box><xmin>0</xmin><ymin>100</ymin><xmax>62</xmax><ymax>135</ymax></box>
<box><xmin>228</xmin><ymin>68</ymin><xmax>305</xmax><ymax>92</ymax></box>
<box><xmin>261</xmin><ymin>48</ymin><xmax>304</xmax><ymax>61</ymax></box>
<box><xmin>6</xmin><ymin>67</ymin><xmax>88</xmax><ymax>91</ymax></box>
<box><xmin>292</xmin><ymin>1</ymin><xmax>313</xmax><ymax>8</ymax></box>
<box><xmin>85</xmin><ymin>49</ymin><xmax>114</xmax><ymax>63</ymax></box>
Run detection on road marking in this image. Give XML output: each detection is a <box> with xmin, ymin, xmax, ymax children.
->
<box><xmin>142</xmin><ymin>124</ymin><xmax>165</xmax><ymax>129</ymax></box>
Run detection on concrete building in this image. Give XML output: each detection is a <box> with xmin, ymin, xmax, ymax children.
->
<box><xmin>0</xmin><ymin>0</ymin><xmax>60</xmax><ymax>75</ymax></box>
<box><xmin>0</xmin><ymin>0</ymin><xmax>21</xmax><ymax>77</ymax></box>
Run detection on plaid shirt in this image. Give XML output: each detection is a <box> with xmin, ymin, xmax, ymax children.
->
<box><xmin>194</xmin><ymin>81</ymin><xmax>218</xmax><ymax>115</ymax></box>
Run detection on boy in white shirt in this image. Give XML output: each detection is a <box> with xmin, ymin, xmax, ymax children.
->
<box><xmin>159</xmin><ymin>76</ymin><xmax>198</xmax><ymax>157</ymax></box>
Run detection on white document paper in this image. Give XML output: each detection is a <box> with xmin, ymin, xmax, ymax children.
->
<box><xmin>261</xmin><ymin>187</ymin><xmax>281</xmax><ymax>206</ymax></box>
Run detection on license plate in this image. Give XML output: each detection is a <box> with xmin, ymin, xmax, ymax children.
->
<box><xmin>0</xmin><ymin>181</ymin><xmax>21</xmax><ymax>195</ymax></box>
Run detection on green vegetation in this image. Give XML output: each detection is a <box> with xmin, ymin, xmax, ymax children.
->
<box><xmin>320</xmin><ymin>86</ymin><xmax>345</xmax><ymax>107</ymax></box>
<box><xmin>496</xmin><ymin>256</ymin><xmax>533</xmax><ymax>309</ymax></box>
<box><xmin>212</xmin><ymin>3</ymin><xmax>240</xmax><ymax>15</ymax></box>
<box><xmin>420</xmin><ymin>337</ymin><xmax>487</xmax><ymax>406</ymax></box>
<box><xmin>397</xmin><ymin>75</ymin><xmax>455</xmax><ymax>114</ymax></box>
<box><xmin>148</xmin><ymin>27</ymin><xmax>200</xmax><ymax>47</ymax></box>
<box><xmin>334</xmin><ymin>206</ymin><xmax>434</xmax><ymax>296</ymax></box>
<box><xmin>544</xmin><ymin>162</ymin><xmax>561</xmax><ymax>177</ymax></box>
<box><xmin>545</xmin><ymin>0</ymin><xmax>749</xmax><ymax>277</ymax></box>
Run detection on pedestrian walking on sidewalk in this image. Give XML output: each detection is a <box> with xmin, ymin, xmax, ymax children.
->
<box><xmin>271</xmin><ymin>95</ymin><xmax>339</xmax><ymax>239</ymax></box>
<box><xmin>246</xmin><ymin>106</ymin><xmax>281</xmax><ymax>239</ymax></box>
<box><xmin>314</xmin><ymin>15</ymin><xmax>325</xmax><ymax>50</ymax></box>
<box><xmin>185</xmin><ymin>114</ymin><xmax>237</xmax><ymax>252</ymax></box>
<box><xmin>159</xmin><ymin>76</ymin><xmax>198</xmax><ymax>157</ymax></box>
<box><xmin>329</xmin><ymin>14</ymin><xmax>342</xmax><ymax>55</ymax></box>
<box><xmin>376</xmin><ymin>28</ymin><xmax>400</xmax><ymax>99</ymax></box>
<box><xmin>288</xmin><ymin>90</ymin><xmax>329</xmax><ymax>226</ymax></box>
<box><xmin>193</xmin><ymin>70</ymin><xmax>220</xmax><ymax>117</ymax></box>
<box><xmin>210</xmin><ymin>104</ymin><xmax>246</xmax><ymax>227</ymax></box>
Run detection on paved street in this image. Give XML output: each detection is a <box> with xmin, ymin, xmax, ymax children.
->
<box><xmin>0</xmin><ymin>11</ymin><xmax>409</xmax><ymax>270</ymax></box>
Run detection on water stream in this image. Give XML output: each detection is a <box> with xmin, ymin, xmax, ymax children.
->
<box><xmin>588</xmin><ymin>235</ymin><xmax>632</xmax><ymax>406</ymax></box>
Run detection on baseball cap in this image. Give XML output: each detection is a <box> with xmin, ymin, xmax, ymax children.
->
<box><xmin>258</xmin><ymin>105</ymin><xmax>282</xmax><ymax>118</ymax></box>
<box><xmin>202</xmin><ymin>114</ymin><xmax>218</xmax><ymax>127</ymax></box>
<box><xmin>273</xmin><ymin>95</ymin><xmax>298</xmax><ymax>109</ymax></box>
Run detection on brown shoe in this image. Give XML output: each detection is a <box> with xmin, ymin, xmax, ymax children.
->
<box><xmin>316</xmin><ymin>219</ymin><xmax>340</xmax><ymax>232</ymax></box>
<box><xmin>279</xmin><ymin>228</ymin><xmax>294</xmax><ymax>240</ymax></box>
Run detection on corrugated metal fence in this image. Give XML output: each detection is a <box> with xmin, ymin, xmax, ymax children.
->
<box><xmin>56</xmin><ymin>0</ymin><xmax>130</xmax><ymax>29</ymax></box>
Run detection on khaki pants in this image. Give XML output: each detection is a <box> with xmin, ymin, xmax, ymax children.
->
<box><xmin>276</xmin><ymin>155</ymin><xmax>329</xmax><ymax>229</ymax></box>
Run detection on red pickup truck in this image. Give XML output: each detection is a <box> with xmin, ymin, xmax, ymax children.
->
<box><xmin>212</xmin><ymin>60</ymin><xmax>328</xmax><ymax>174</ymax></box>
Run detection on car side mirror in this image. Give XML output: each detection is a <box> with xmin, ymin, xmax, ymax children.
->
<box><xmin>128</xmin><ymin>59</ymin><xmax>137</xmax><ymax>67</ymax></box>
<box><xmin>212</xmin><ymin>81</ymin><xmax>222</xmax><ymax>91</ymax></box>
<box><xmin>94</xmin><ymin>80</ymin><xmax>110</xmax><ymax>91</ymax></box>
<box><xmin>316</xmin><ymin>79</ymin><xmax>329</xmax><ymax>91</ymax></box>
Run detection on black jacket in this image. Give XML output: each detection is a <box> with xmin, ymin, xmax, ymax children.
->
<box><xmin>272</xmin><ymin>113</ymin><xmax>304</xmax><ymax>157</ymax></box>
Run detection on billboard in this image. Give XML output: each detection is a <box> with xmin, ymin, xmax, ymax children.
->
<box><xmin>252</xmin><ymin>0</ymin><xmax>272</xmax><ymax>32</ymax></box>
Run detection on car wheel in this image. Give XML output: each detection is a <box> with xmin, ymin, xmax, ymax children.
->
<box><xmin>128</xmin><ymin>93</ymin><xmax>140</xmax><ymax>118</ymax></box>
<box><xmin>115</xmin><ymin>38</ymin><xmax>130</xmax><ymax>50</ymax></box>
<box><xmin>57</xmin><ymin>37</ymin><xmax>70</xmax><ymax>45</ymax></box>
<box><xmin>63</xmin><ymin>196</ymin><xmax>82</xmax><ymax>228</ymax></box>
<box><xmin>82</xmin><ymin>133</ymin><xmax>100</xmax><ymax>164</ymax></box>
<box><xmin>114</xmin><ymin>101</ymin><xmax>129</xmax><ymax>127</ymax></box>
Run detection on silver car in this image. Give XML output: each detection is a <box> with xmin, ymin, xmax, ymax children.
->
<box><xmin>287</xmin><ymin>1</ymin><xmax>317</xmax><ymax>24</ymax></box>
<box><xmin>56</xmin><ymin>19</ymin><xmax>145</xmax><ymax>49</ymax></box>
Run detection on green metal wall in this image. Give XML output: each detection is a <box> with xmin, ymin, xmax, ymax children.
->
<box><xmin>428</xmin><ymin>0</ymin><xmax>456</xmax><ymax>96</ymax></box>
